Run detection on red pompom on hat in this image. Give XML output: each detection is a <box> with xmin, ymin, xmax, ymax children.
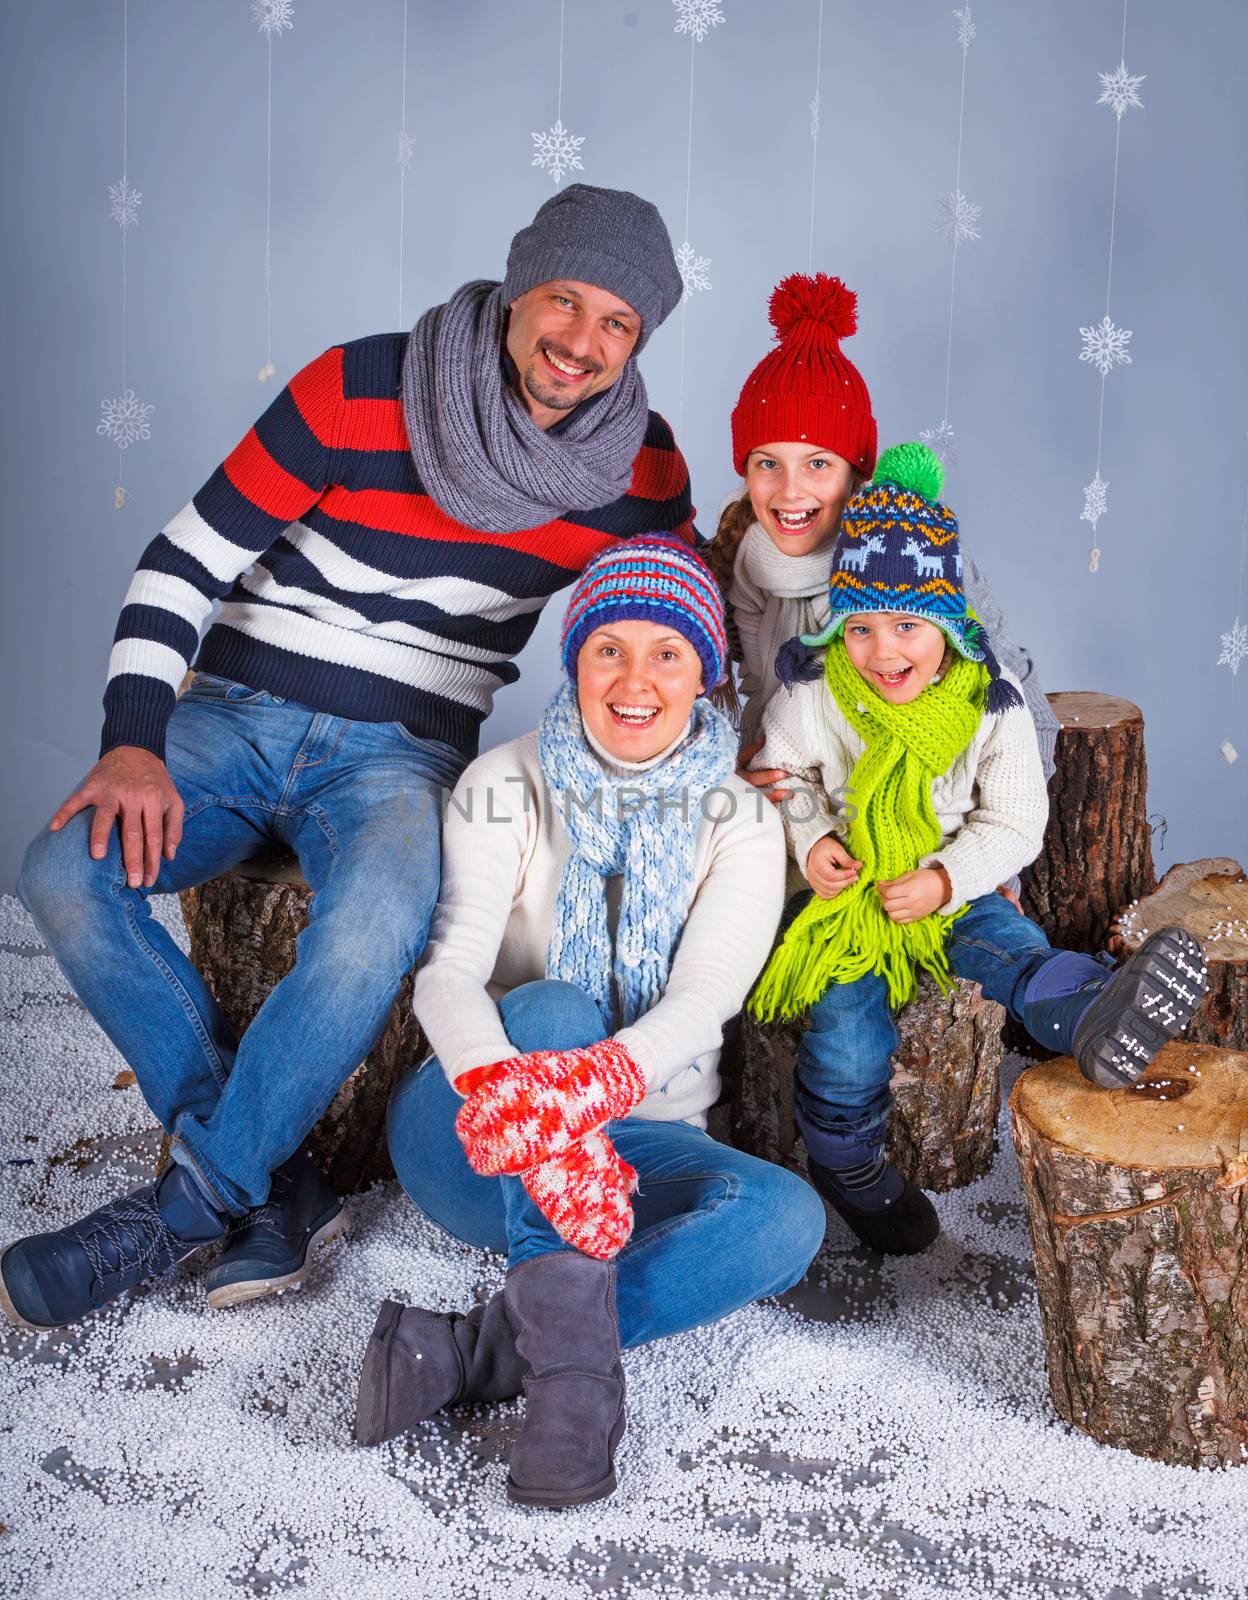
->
<box><xmin>730</xmin><ymin>272</ymin><xmax>877</xmax><ymax>478</ymax></box>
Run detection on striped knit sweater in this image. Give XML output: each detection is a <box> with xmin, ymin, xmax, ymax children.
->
<box><xmin>102</xmin><ymin>333</ymin><xmax>696</xmax><ymax>761</ymax></box>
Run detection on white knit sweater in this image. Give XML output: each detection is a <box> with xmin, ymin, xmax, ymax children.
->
<box><xmin>411</xmin><ymin>726</ymin><xmax>787</xmax><ymax>1127</ymax></box>
<box><xmin>755</xmin><ymin>665</ymin><xmax>1049</xmax><ymax>917</ymax></box>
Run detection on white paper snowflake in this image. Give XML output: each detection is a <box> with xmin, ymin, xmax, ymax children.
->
<box><xmin>676</xmin><ymin>241</ymin><xmax>712</xmax><ymax>301</ymax></box>
<box><xmin>108</xmin><ymin>177</ymin><xmax>141</xmax><ymax>230</ymax></box>
<box><xmin>672</xmin><ymin>0</ymin><xmax>725</xmax><ymax>43</ymax></box>
<box><xmin>1097</xmin><ymin>61</ymin><xmax>1145</xmax><ymax>119</ymax></box>
<box><xmin>953</xmin><ymin>5</ymin><xmax>976</xmax><ymax>52</ymax></box>
<box><xmin>97</xmin><ymin>389</ymin><xmax>154</xmax><ymax>449</ymax></box>
<box><xmin>1080</xmin><ymin>472</ymin><xmax>1108</xmax><ymax>532</ymax></box>
<box><xmin>1218</xmin><ymin>617</ymin><xmax>1248</xmax><ymax>677</ymax></box>
<box><xmin>530</xmin><ymin>119</ymin><xmax>585</xmax><ymax>185</ymax></box>
<box><xmin>1079</xmin><ymin>314</ymin><xmax>1133</xmax><ymax>375</ymax></box>
<box><xmin>397</xmin><ymin>128</ymin><xmax>414</xmax><ymax>173</ymax></box>
<box><xmin>253</xmin><ymin>0</ymin><xmax>294</xmax><ymax>34</ymax></box>
<box><xmin>809</xmin><ymin>95</ymin><xmax>820</xmax><ymax>143</ymax></box>
<box><xmin>919</xmin><ymin>419</ymin><xmax>957</xmax><ymax>465</ymax></box>
<box><xmin>936</xmin><ymin>190</ymin><xmax>981</xmax><ymax>247</ymax></box>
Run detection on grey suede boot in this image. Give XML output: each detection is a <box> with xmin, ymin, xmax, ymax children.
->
<box><xmin>353</xmin><ymin>1292</ymin><xmax>526</xmax><ymax>1447</ymax></box>
<box><xmin>504</xmin><ymin>1251</ymin><xmax>626</xmax><ymax>1509</ymax></box>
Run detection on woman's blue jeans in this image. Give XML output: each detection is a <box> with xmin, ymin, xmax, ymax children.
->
<box><xmin>386</xmin><ymin>979</ymin><xmax>827</xmax><ymax>1351</ymax></box>
<box><xmin>17</xmin><ymin>674</ymin><xmax>465</xmax><ymax>1214</ymax></box>
<box><xmin>795</xmin><ymin>890</ymin><xmax>1110</xmax><ymax>1168</ymax></box>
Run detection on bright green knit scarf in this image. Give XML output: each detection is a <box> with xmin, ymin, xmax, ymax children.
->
<box><xmin>750</xmin><ymin>640</ymin><xmax>990</xmax><ymax>1021</ymax></box>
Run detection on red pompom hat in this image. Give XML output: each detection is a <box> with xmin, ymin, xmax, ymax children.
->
<box><xmin>730</xmin><ymin>272</ymin><xmax>877</xmax><ymax>479</ymax></box>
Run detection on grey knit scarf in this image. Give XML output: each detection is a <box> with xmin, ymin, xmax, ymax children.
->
<box><xmin>401</xmin><ymin>279</ymin><xmax>650</xmax><ymax>534</ymax></box>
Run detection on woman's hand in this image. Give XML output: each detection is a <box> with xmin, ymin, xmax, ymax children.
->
<box><xmin>736</xmin><ymin>735</ymin><xmax>789</xmax><ymax>805</ymax></box>
<box><xmin>455</xmin><ymin>1039</ymin><xmax>646</xmax><ymax>1176</ymax></box>
<box><xmin>877</xmin><ymin>866</ymin><xmax>951</xmax><ymax>924</ymax></box>
<box><xmin>523</xmin><ymin>1130</ymin><xmax>638</xmax><ymax>1260</ymax></box>
<box><xmin>805</xmin><ymin>835</ymin><xmax>861</xmax><ymax>900</ymax></box>
<box><xmin>996</xmin><ymin>883</ymin><xmax>1024</xmax><ymax>915</ymax></box>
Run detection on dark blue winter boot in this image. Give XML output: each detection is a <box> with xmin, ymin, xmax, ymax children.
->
<box><xmin>0</xmin><ymin>1162</ymin><xmax>228</xmax><ymax>1332</ymax></box>
<box><xmin>204</xmin><ymin>1149</ymin><xmax>345</xmax><ymax>1310</ymax></box>
<box><xmin>1021</xmin><ymin>928</ymin><xmax>1209</xmax><ymax>1089</ymax></box>
<box><xmin>795</xmin><ymin>1107</ymin><xmax>940</xmax><ymax>1256</ymax></box>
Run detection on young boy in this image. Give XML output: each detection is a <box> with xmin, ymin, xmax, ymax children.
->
<box><xmin>751</xmin><ymin>442</ymin><xmax>1208</xmax><ymax>1256</ymax></box>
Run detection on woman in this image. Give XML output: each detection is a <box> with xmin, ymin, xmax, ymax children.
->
<box><xmin>354</xmin><ymin>537</ymin><xmax>826</xmax><ymax>1509</ymax></box>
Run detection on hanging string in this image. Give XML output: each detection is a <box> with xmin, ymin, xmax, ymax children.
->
<box><xmin>530</xmin><ymin>0</ymin><xmax>583</xmax><ymax>186</ymax></box>
<box><xmin>671</xmin><ymin>2</ymin><xmax>723</xmax><ymax>432</ymax></box>
<box><xmin>397</xmin><ymin>0</ymin><xmax>411</xmax><ymax>327</ymax></box>
<box><xmin>252</xmin><ymin>1</ymin><xmax>293</xmax><ymax>380</ymax></box>
<box><xmin>806</xmin><ymin>0</ymin><xmax>824</xmax><ymax>273</ymax></box>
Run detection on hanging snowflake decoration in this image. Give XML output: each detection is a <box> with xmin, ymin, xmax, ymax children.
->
<box><xmin>953</xmin><ymin>5</ymin><xmax>976</xmax><ymax>52</ymax></box>
<box><xmin>397</xmin><ymin>129</ymin><xmax>414</xmax><ymax>173</ymax></box>
<box><xmin>1218</xmin><ymin>617</ymin><xmax>1248</xmax><ymax>677</ymax></box>
<box><xmin>98</xmin><ymin>389</ymin><xmax>154</xmax><ymax>449</ymax></box>
<box><xmin>936</xmin><ymin>190</ymin><xmax>981</xmax><ymax>248</ymax></box>
<box><xmin>809</xmin><ymin>95</ymin><xmax>820</xmax><ymax>143</ymax></box>
<box><xmin>1079</xmin><ymin>314</ymin><xmax>1133</xmax><ymax>376</ymax></box>
<box><xmin>1080</xmin><ymin>472</ymin><xmax>1109</xmax><ymax>532</ymax></box>
<box><xmin>672</xmin><ymin>0</ymin><xmax>725</xmax><ymax>43</ymax></box>
<box><xmin>676</xmin><ymin>241</ymin><xmax>712</xmax><ymax>301</ymax></box>
<box><xmin>919</xmin><ymin>419</ymin><xmax>957</xmax><ymax>465</ymax></box>
<box><xmin>253</xmin><ymin>0</ymin><xmax>294</xmax><ymax>35</ymax></box>
<box><xmin>108</xmin><ymin>177</ymin><xmax>141</xmax><ymax>230</ymax></box>
<box><xmin>530</xmin><ymin>120</ymin><xmax>585</xmax><ymax>185</ymax></box>
<box><xmin>1097</xmin><ymin>62</ymin><xmax>1145</xmax><ymax>119</ymax></box>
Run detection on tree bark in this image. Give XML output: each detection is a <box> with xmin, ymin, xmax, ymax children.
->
<box><xmin>1112</xmin><ymin>857</ymin><xmax>1248</xmax><ymax>1053</ymax></box>
<box><xmin>1009</xmin><ymin>1044</ymin><xmax>1248</xmax><ymax>1468</ymax></box>
<box><xmin>729</xmin><ymin>975</ymin><xmax>1006</xmax><ymax>1192</ymax></box>
<box><xmin>1020</xmin><ymin>692</ymin><xmax>1156</xmax><ymax>955</ymax></box>
<box><xmin>161</xmin><ymin>853</ymin><xmax>421</xmax><ymax>1195</ymax></box>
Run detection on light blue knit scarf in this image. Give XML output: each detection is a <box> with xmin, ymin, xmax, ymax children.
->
<box><xmin>538</xmin><ymin>681</ymin><xmax>739</xmax><ymax>1031</ymax></box>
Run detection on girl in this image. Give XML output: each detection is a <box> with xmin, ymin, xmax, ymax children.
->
<box><xmin>707</xmin><ymin>272</ymin><xmax>1060</xmax><ymax>788</ymax></box>
<box><xmin>355</xmin><ymin>539</ymin><xmax>825</xmax><ymax>1508</ymax></box>
<box><xmin>749</xmin><ymin>443</ymin><xmax>1208</xmax><ymax>1257</ymax></box>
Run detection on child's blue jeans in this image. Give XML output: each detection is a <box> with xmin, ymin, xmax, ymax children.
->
<box><xmin>796</xmin><ymin>891</ymin><xmax>1112</xmax><ymax>1169</ymax></box>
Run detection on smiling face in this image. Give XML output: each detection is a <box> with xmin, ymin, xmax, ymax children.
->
<box><xmin>745</xmin><ymin>442</ymin><xmax>858</xmax><ymax>558</ymax></box>
<box><xmin>575</xmin><ymin>619</ymin><xmax>705</xmax><ymax>762</ymax></box>
<box><xmin>841</xmin><ymin>612</ymin><xmax>949</xmax><ymax>704</ymax></box>
<box><xmin>505</xmin><ymin>279</ymin><xmax>642</xmax><ymax>429</ymax></box>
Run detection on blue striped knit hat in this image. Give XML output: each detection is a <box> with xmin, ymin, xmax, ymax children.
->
<box><xmin>560</xmin><ymin>537</ymin><xmax>729</xmax><ymax>691</ymax></box>
<box><xmin>776</xmin><ymin>442</ymin><xmax>1022</xmax><ymax>713</ymax></box>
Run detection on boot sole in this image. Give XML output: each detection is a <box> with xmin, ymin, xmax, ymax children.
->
<box><xmin>353</xmin><ymin>1299</ymin><xmax>403</xmax><ymax>1447</ymax></box>
<box><xmin>205</xmin><ymin>1207</ymin><xmax>349</xmax><ymax>1310</ymax></box>
<box><xmin>506</xmin><ymin>1405</ymin><xmax>626</xmax><ymax>1508</ymax></box>
<box><xmin>1074</xmin><ymin>928</ymin><xmax>1209</xmax><ymax>1089</ymax></box>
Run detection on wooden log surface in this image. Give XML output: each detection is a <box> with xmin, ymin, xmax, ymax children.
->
<box><xmin>1113</xmin><ymin>857</ymin><xmax>1248</xmax><ymax>1053</ymax></box>
<box><xmin>163</xmin><ymin>855</ymin><xmax>420</xmax><ymax>1195</ymax></box>
<box><xmin>1021</xmin><ymin>692</ymin><xmax>1156</xmax><ymax>955</ymax></box>
<box><xmin>1010</xmin><ymin>1043</ymin><xmax>1248</xmax><ymax>1468</ymax></box>
<box><xmin>730</xmin><ymin>975</ymin><xmax>1006</xmax><ymax>1193</ymax></box>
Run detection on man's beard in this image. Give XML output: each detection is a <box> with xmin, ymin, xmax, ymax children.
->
<box><xmin>521</xmin><ymin>340</ymin><xmax>607</xmax><ymax>413</ymax></box>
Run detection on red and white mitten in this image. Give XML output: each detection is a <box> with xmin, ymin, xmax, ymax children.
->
<box><xmin>523</xmin><ymin>1129</ymin><xmax>638</xmax><ymax>1260</ymax></box>
<box><xmin>455</xmin><ymin>1039</ymin><xmax>646</xmax><ymax>1177</ymax></box>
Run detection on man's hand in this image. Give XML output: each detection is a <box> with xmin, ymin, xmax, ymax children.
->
<box><xmin>877</xmin><ymin>866</ymin><xmax>950</xmax><ymax>924</ymax></box>
<box><xmin>49</xmin><ymin>746</ymin><xmax>184</xmax><ymax>890</ymax></box>
<box><xmin>736</xmin><ymin>735</ymin><xmax>789</xmax><ymax>806</ymax></box>
<box><xmin>806</xmin><ymin>835</ymin><xmax>861</xmax><ymax>901</ymax></box>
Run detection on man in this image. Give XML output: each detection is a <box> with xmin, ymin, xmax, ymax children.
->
<box><xmin>2</xmin><ymin>184</ymin><xmax>690</xmax><ymax>1332</ymax></box>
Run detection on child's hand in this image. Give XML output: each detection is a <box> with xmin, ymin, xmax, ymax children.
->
<box><xmin>737</xmin><ymin>735</ymin><xmax>789</xmax><ymax>805</ymax></box>
<box><xmin>877</xmin><ymin>867</ymin><xmax>950</xmax><ymax>923</ymax></box>
<box><xmin>806</xmin><ymin>835</ymin><xmax>861</xmax><ymax>900</ymax></box>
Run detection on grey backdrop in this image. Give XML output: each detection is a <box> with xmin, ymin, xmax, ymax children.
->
<box><xmin>3</xmin><ymin>0</ymin><xmax>1246</xmax><ymax>892</ymax></box>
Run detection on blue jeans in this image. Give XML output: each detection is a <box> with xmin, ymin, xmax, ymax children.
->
<box><xmin>18</xmin><ymin>674</ymin><xmax>465</xmax><ymax>1213</ymax></box>
<box><xmin>796</xmin><ymin>891</ymin><xmax>1107</xmax><ymax>1161</ymax></box>
<box><xmin>386</xmin><ymin>979</ymin><xmax>826</xmax><ymax>1350</ymax></box>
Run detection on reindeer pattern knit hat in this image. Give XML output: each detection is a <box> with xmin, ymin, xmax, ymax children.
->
<box><xmin>730</xmin><ymin>272</ymin><xmax>877</xmax><ymax>478</ymax></box>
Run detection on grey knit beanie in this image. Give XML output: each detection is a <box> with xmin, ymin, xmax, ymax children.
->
<box><xmin>502</xmin><ymin>184</ymin><xmax>683</xmax><ymax>351</ymax></box>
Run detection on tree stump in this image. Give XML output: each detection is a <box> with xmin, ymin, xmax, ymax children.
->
<box><xmin>1113</xmin><ymin>858</ymin><xmax>1248</xmax><ymax>1053</ymax></box>
<box><xmin>1010</xmin><ymin>1043</ymin><xmax>1248</xmax><ymax>1468</ymax></box>
<box><xmin>160</xmin><ymin>852</ymin><xmax>421</xmax><ymax>1194</ymax></box>
<box><xmin>730</xmin><ymin>975</ymin><xmax>1006</xmax><ymax>1192</ymax></box>
<box><xmin>1020</xmin><ymin>692</ymin><xmax>1156</xmax><ymax>955</ymax></box>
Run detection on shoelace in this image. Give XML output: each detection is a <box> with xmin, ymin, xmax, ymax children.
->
<box><xmin>70</xmin><ymin>1190</ymin><xmax>179</xmax><ymax>1291</ymax></box>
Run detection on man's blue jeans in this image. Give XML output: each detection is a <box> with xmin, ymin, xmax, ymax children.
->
<box><xmin>796</xmin><ymin>891</ymin><xmax>1106</xmax><ymax>1160</ymax></box>
<box><xmin>386</xmin><ymin>979</ymin><xmax>827</xmax><ymax>1350</ymax></box>
<box><xmin>17</xmin><ymin>674</ymin><xmax>465</xmax><ymax>1214</ymax></box>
